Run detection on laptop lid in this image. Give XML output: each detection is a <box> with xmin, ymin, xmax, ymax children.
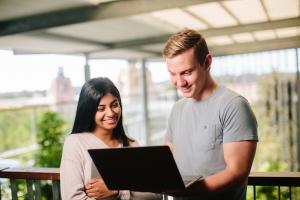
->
<box><xmin>88</xmin><ymin>145</ymin><xmax>188</xmax><ymax>192</ymax></box>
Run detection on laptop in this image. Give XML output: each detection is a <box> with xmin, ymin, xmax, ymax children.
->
<box><xmin>88</xmin><ymin>145</ymin><xmax>203</xmax><ymax>192</ymax></box>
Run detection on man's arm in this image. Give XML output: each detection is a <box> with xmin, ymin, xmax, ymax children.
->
<box><xmin>203</xmin><ymin>140</ymin><xmax>256</xmax><ymax>192</ymax></box>
<box><xmin>168</xmin><ymin>140</ymin><xmax>257</xmax><ymax>197</ymax></box>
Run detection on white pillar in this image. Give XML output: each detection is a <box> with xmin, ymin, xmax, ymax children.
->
<box><xmin>141</xmin><ymin>58</ymin><xmax>150</xmax><ymax>145</ymax></box>
<box><xmin>84</xmin><ymin>54</ymin><xmax>90</xmax><ymax>82</ymax></box>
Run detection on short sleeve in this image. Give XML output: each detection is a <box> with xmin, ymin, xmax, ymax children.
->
<box><xmin>222</xmin><ymin>97</ymin><xmax>258</xmax><ymax>143</ymax></box>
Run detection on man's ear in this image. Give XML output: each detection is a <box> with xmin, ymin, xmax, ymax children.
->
<box><xmin>204</xmin><ymin>54</ymin><xmax>212</xmax><ymax>71</ymax></box>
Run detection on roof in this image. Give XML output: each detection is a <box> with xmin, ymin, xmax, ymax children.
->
<box><xmin>0</xmin><ymin>0</ymin><xmax>299</xmax><ymax>59</ymax></box>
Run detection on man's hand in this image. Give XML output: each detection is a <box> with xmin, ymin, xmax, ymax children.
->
<box><xmin>165</xmin><ymin>180</ymin><xmax>206</xmax><ymax>197</ymax></box>
<box><xmin>85</xmin><ymin>179</ymin><xmax>118</xmax><ymax>199</ymax></box>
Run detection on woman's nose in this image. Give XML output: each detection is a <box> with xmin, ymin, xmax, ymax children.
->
<box><xmin>106</xmin><ymin>108</ymin><xmax>114</xmax><ymax>116</ymax></box>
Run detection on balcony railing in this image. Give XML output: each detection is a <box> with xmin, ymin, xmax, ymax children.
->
<box><xmin>248</xmin><ymin>172</ymin><xmax>300</xmax><ymax>200</ymax></box>
<box><xmin>0</xmin><ymin>168</ymin><xmax>300</xmax><ymax>200</ymax></box>
<box><xmin>0</xmin><ymin>167</ymin><xmax>60</xmax><ymax>200</ymax></box>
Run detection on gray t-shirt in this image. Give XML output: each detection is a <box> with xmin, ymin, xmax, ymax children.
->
<box><xmin>165</xmin><ymin>86</ymin><xmax>258</xmax><ymax>200</ymax></box>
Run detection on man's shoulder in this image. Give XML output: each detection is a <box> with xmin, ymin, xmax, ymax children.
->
<box><xmin>174</xmin><ymin>97</ymin><xmax>189</xmax><ymax>106</ymax></box>
<box><xmin>171</xmin><ymin>98</ymin><xmax>190</xmax><ymax>113</ymax></box>
<box><xmin>216</xmin><ymin>86</ymin><xmax>247</xmax><ymax>105</ymax></box>
<box><xmin>217</xmin><ymin>86</ymin><xmax>241</xmax><ymax>99</ymax></box>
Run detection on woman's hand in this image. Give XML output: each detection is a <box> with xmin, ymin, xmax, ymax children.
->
<box><xmin>85</xmin><ymin>179</ymin><xmax>118</xmax><ymax>199</ymax></box>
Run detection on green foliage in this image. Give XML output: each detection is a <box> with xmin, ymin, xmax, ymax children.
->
<box><xmin>35</xmin><ymin>111</ymin><xmax>65</xmax><ymax>167</ymax></box>
<box><xmin>253</xmin><ymin>162</ymin><xmax>290</xmax><ymax>200</ymax></box>
<box><xmin>34</xmin><ymin>111</ymin><xmax>66</xmax><ymax>200</ymax></box>
<box><xmin>0</xmin><ymin>110</ymin><xmax>67</xmax><ymax>199</ymax></box>
<box><xmin>251</xmin><ymin>72</ymin><xmax>291</xmax><ymax>171</ymax></box>
<box><xmin>0</xmin><ymin>106</ymin><xmax>50</xmax><ymax>154</ymax></box>
<box><xmin>0</xmin><ymin>109</ymin><xmax>34</xmax><ymax>152</ymax></box>
<box><xmin>246</xmin><ymin>72</ymin><xmax>300</xmax><ymax>199</ymax></box>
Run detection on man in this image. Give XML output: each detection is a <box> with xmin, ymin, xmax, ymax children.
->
<box><xmin>163</xmin><ymin>29</ymin><xmax>258</xmax><ymax>200</ymax></box>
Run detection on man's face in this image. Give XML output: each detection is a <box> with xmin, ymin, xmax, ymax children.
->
<box><xmin>166</xmin><ymin>48</ymin><xmax>209</xmax><ymax>100</ymax></box>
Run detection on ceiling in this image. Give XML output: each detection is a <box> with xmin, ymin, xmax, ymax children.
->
<box><xmin>0</xmin><ymin>0</ymin><xmax>299</xmax><ymax>60</ymax></box>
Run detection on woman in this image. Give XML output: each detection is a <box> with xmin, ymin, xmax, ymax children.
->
<box><xmin>60</xmin><ymin>77</ymin><xmax>135</xmax><ymax>200</ymax></box>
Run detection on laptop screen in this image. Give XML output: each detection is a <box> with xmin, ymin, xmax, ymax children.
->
<box><xmin>88</xmin><ymin>145</ymin><xmax>186</xmax><ymax>192</ymax></box>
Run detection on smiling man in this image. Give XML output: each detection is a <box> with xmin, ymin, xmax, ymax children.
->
<box><xmin>163</xmin><ymin>29</ymin><xmax>258</xmax><ymax>200</ymax></box>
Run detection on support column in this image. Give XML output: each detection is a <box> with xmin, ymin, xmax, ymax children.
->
<box><xmin>141</xmin><ymin>59</ymin><xmax>150</xmax><ymax>145</ymax></box>
<box><xmin>295</xmin><ymin>48</ymin><xmax>300</xmax><ymax>171</ymax></box>
<box><xmin>84</xmin><ymin>54</ymin><xmax>90</xmax><ymax>82</ymax></box>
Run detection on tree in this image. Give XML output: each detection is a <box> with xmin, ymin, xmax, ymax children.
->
<box><xmin>35</xmin><ymin>111</ymin><xmax>65</xmax><ymax>167</ymax></box>
<box><xmin>34</xmin><ymin>111</ymin><xmax>66</xmax><ymax>200</ymax></box>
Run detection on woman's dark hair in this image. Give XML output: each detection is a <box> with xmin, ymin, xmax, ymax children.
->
<box><xmin>71</xmin><ymin>77</ymin><xmax>133</xmax><ymax>146</ymax></box>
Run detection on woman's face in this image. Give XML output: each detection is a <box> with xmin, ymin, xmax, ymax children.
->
<box><xmin>94</xmin><ymin>93</ymin><xmax>121</xmax><ymax>132</ymax></box>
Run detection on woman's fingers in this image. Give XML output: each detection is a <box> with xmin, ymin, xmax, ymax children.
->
<box><xmin>86</xmin><ymin>187</ymin><xmax>98</xmax><ymax>193</ymax></box>
<box><xmin>88</xmin><ymin>179</ymin><xmax>99</xmax><ymax>184</ymax></box>
<box><xmin>87</xmin><ymin>191</ymin><xmax>103</xmax><ymax>198</ymax></box>
<box><xmin>85</xmin><ymin>179</ymin><xmax>105</xmax><ymax>198</ymax></box>
<box><xmin>86</xmin><ymin>187</ymin><xmax>103</xmax><ymax>198</ymax></box>
<box><xmin>85</xmin><ymin>179</ymin><xmax>117</xmax><ymax>199</ymax></box>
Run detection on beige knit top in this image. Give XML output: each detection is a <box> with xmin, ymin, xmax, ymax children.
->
<box><xmin>60</xmin><ymin>133</ymin><xmax>162</xmax><ymax>200</ymax></box>
<box><xmin>60</xmin><ymin>133</ymin><xmax>130</xmax><ymax>200</ymax></box>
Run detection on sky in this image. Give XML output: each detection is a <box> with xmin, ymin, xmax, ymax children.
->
<box><xmin>0</xmin><ymin>50</ymin><xmax>170</xmax><ymax>93</ymax></box>
<box><xmin>0</xmin><ymin>50</ymin><xmax>85</xmax><ymax>93</ymax></box>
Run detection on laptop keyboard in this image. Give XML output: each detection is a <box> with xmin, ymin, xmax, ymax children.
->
<box><xmin>182</xmin><ymin>176</ymin><xmax>203</xmax><ymax>187</ymax></box>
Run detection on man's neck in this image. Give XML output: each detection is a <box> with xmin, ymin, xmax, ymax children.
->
<box><xmin>193</xmin><ymin>76</ymin><xmax>219</xmax><ymax>101</ymax></box>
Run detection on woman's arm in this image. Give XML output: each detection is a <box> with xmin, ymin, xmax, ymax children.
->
<box><xmin>60</xmin><ymin>136</ymin><xmax>93</xmax><ymax>200</ymax></box>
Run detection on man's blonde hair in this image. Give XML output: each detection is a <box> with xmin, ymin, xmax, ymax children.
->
<box><xmin>163</xmin><ymin>29</ymin><xmax>209</xmax><ymax>64</ymax></box>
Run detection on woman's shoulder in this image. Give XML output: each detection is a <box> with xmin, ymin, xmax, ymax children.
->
<box><xmin>129</xmin><ymin>139</ymin><xmax>139</xmax><ymax>147</ymax></box>
<box><xmin>63</xmin><ymin>133</ymin><xmax>92</xmax><ymax>145</ymax></box>
<box><xmin>61</xmin><ymin>134</ymin><xmax>91</xmax><ymax>162</ymax></box>
<box><xmin>62</xmin><ymin>133</ymin><xmax>95</xmax><ymax>158</ymax></box>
